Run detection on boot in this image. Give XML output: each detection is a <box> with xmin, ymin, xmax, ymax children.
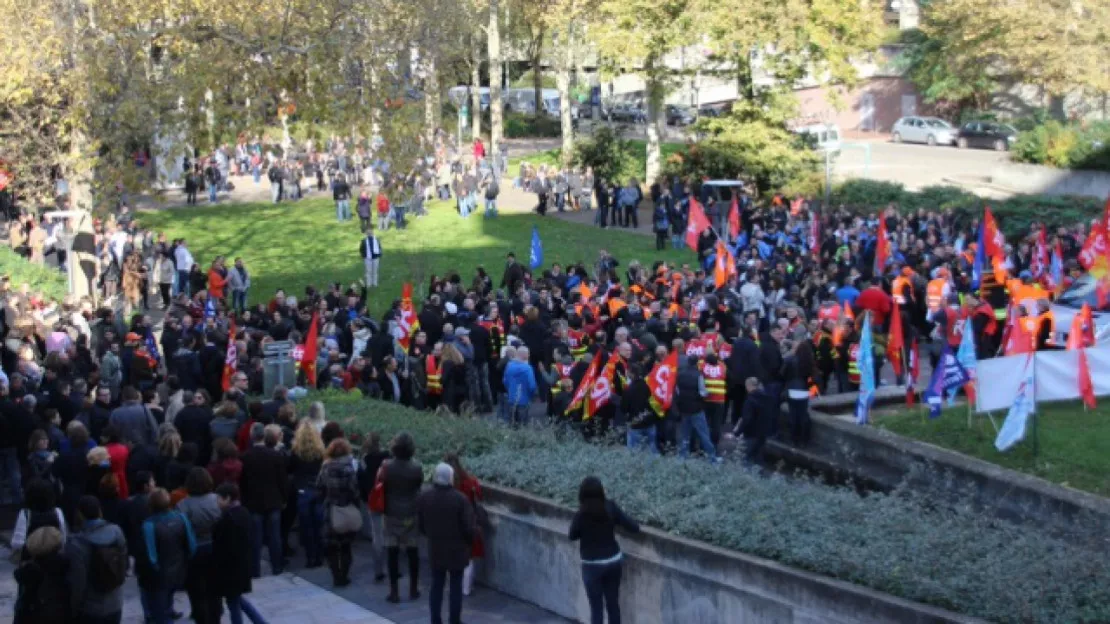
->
<box><xmin>407</xmin><ymin>547</ymin><xmax>421</xmax><ymax>600</ymax></box>
<box><xmin>386</xmin><ymin>547</ymin><xmax>401</xmax><ymax>603</ymax></box>
<box><xmin>327</xmin><ymin>547</ymin><xmax>344</xmax><ymax>587</ymax></box>
<box><xmin>339</xmin><ymin>544</ymin><xmax>353</xmax><ymax>585</ymax></box>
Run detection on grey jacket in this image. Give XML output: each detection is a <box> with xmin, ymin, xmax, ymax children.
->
<box><xmin>109</xmin><ymin>402</ymin><xmax>159</xmax><ymax>446</ymax></box>
<box><xmin>67</xmin><ymin>519</ymin><xmax>127</xmax><ymax>617</ymax></box>
<box><xmin>176</xmin><ymin>493</ymin><xmax>222</xmax><ymax>545</ymax></box>
<box><xmin>227</xmin><ymin>266</ymin><xmax>251</xmax><ymax>292</ymax></box>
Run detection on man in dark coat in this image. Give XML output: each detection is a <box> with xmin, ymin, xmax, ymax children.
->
<box><xmin>416</xmin><ymin>463</ymin><xmax>476</xmax><ymax>624</ymax></box>
<box><xmin>726</xmin><ymin>335</ymin><xmax>763</xmax><ymax>427</ymax></box>
<box><xmin>213</xmin><ymin>482</ymin><xmax>266</xmax><ymax>622</ymax></box>
<box><xmin>239</xmin><ymin>425</ymin><xmax>288</xmax><ymax>576</ymax></box>
<box><xmin>173</xmin><ymin>391</ymin><xmax>214</xmax><ymax>469</ymax></box>
<box><xmin>499</xmin><ymin>253</ymin><xmax>524</xmax><ymax>294</ymax></box>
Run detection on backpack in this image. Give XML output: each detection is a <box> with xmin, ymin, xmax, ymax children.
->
<box><xmin>85</xmin><ymin>537</ymin><xmax>127</xmax><ymax>592</ymax></box>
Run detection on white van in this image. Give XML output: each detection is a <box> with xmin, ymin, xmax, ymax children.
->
<box><xmin>793</xmin><ymin>123</ymin><xmax>842</xmax><ymax>154</ymax></box>
<box><xmin>447</xmin><ymin>86</ymin><xmax>491</xmax><ymax>111</ymax></box>
<box><xmin>504</xmin><ymin>88</ymin><xmax>564</xmax><ymax>118</ymax></box>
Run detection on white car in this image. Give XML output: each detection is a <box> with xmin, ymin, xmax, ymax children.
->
<box><xmin>892</xmin><ymin>116</ymin><xmax>956</xmax><ymax>146</ymax></box>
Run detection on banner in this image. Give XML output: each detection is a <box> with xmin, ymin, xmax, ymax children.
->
<box><xmin>995</xmin><ymin>354</ymin><xmax>1036</xmax><ymax>452</ymax></box>
<box><xmin>975</xmin><ymin>344</ymin><xmax>1110</xmax><ymax>412</ymax></box>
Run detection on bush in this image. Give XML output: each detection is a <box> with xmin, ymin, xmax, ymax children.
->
<box><xmin>661</xmin><ymin>128</ymin><xmax>819</xmax><ymax>194</ymax></box>
<box><xmin>0</xmin><ymin>246</ymin><xmax>68</xmax><ymax>301</ymax></box>
<box><xmin>572</xmin><ymin>127</ymin><xmax>635</xmax><ymax>182</ymax></box>
<box><xmin>1011</xmin><ymin>121</ymin><xmax>1110</xmax><ymax>171</ymax></box>
<box><xmin>504</xmin><ymin>112</ymin><xmax>561</xmax><ymax>139</ymax></box>
<box><xmin>827</xmin><ymin>180</ymin><xmax>1103</xmax><ymax>237</ymax></box>
<box><xmin>323</xmin><ymin>394</ymin><xmax>1110</xmax><ymax>624</ymax></box>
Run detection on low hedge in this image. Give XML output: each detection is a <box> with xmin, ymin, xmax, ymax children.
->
<box><xmin>1011</xmin><ymin>121</ymin><xmax>1110</xmax><ymax>172</ymax></box>
<box><xmin>0</xmin><ymin>246</ymin><xmax>69</xmax><ymax>301</ymax></box>
<box><xmin>504</xmin><ymin>112</ymin><xmax>561</xmax><ymax>139</ymax></box>
<box><xmin>322</xmin><ymin>393</ymin><xmax>1110</xmax><ymax>624</ymax></box>
<box><xmin>830</xmin><ymin>180</ymin><xmax>1104</xmax><ymax>237</ymax></box>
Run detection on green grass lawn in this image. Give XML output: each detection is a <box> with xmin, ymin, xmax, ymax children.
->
<box><xmin>138</xmin><ymin>197</ymin><xmax>693</xmax><ymax>314</ymax></box>
<box><xmin>875</xmin><ymin>401</ymin><xmax>1110</xmax><ymax>497</ymax></box>
<box><xmin>507</xmin><ymin>139</ymin><xmax>685</xmax><ymax>179</ymax></box>
<box><xmin>0</xmin><ymin>246</ymin><xmax>69</xmax><ymax>301</ymax></box>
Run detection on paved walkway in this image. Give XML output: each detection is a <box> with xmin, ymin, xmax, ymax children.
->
<box><xmin>0</xmin><ymin>538</ymin><xmax>570</xmax><ymax>624</ymax></box>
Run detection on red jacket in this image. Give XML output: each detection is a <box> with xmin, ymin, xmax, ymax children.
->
<box><xmin>855</xmin><ymin>286</ymin><xmax>893</xmax><ymax>327</ymax></box>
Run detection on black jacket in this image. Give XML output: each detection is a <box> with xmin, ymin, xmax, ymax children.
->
<box><xmin>500</xmin><ymin>261</ymin><xmax>524</xmax><ymax>293</ymax></box>
<box><xmin>240</xmin><ymin>445</ymin><xmax>289</xmax><ymax>513</ymax></box>
<box><xmin>727</xmin><ymin>337</ymin><xmax>763</xmax><ymax>386</ymax></box>
<box><xmin>758</xmin><ymin>336</ymin><xmax>784</xmax><ymax>385</ymax></box>
<box><xmin>416</xmin><ymin>484</ymin><xmax>476</xmax><ymax>571</ymax></box>
<box><xmin>212</xmin><ymin>504</ymin><xmax>253</xmax><ymax>597</ymax></box>
<box><xmin>568</xmin><ymin>500</ymin><xmax>640</xmax><ymax>562</ymax></box>
<box><xmin>174</xmin><ymin>406</ymin><xmax>214</xmax><ymax>466</ymax></box>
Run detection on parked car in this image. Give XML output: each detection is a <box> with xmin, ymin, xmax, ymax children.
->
<box><xmin>956</xmin><ymin>121</ymin><xmax>1018</xmax><ymax>151</ymax></box>
<box><xmin>892</xmin><ymin>116</ymin><xmax>956</xmax><ymax>146</ymax></box>
<box><xmin>792</xmin><ymin>123</ymin><xmax>842</xmax><ymax>154</ymax></box>
<box><xmin>697</xmin><ymin>104</ymin><xmax>728</xmax><ymax>119</ymax></box>
<box><xmin>1051</xmin><ymin>274</ymin><xmax>1110</xmax><ymax>344</ymax></box>
<box><xmin>665</xmin><ymin>105</ymin><xmax>696</xmax><ymax>126</ymax></box>
<box><xmin>607</xmin><ymin>104</ymin><xmax>646</xmax><ymax>124</ymax></box>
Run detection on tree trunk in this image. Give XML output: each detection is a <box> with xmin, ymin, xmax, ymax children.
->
<box><xmin>423</xmin><ymin>51</ymin><xmax>439</xmax><ymax>147</ymax></box>
<box><xmin>471</xmin><ymin>36</ymin><xmax>482</xmax><ymax>142</ymax></box>
<box><xmin>369</xmin><ymin>66</ymin><xmax>382</xmax><ymax>139</ymax></box>
<box><xmin>555</xmin><ymin>26</ymin><xmax>574</xmax><ymax>167</ymax></box>
<box><xmin>532</xmin><ymin>29</ymin><xmax>545</xmax><ymax>117</ymax></box>
<box><xmin>644</xmin><ymin>66</ymin><xmax>663</xmax><ymax>184</ymax></box>
<box><xmin>488</xmin><ymin>0</ymin><xmax>503</xmax><ymax>161</ymax></box>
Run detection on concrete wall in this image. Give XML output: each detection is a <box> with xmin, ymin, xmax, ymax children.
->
<box><xmin>478</xmin><ymin>484</ymin><xmax>983</xmax><ymax>624</ymax></box>
<box><xmin>766</xmin><ymin>411</ymin><xmax>1110</xmax><ymax>543</ymax></box>
<box><xmin>795</xmin><ymin>78</ymin><xmax>922</xmax><ymax>133</ymax></box>
<box><xmin>989</xmin><ymin>162</ymin><xmax>1110</xmax><ymax>200</ymax></box>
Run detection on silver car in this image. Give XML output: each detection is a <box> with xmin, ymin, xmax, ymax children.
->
<box><xmin>892</xmin><ymin>116</ymin><xmax>956</xmax><ymax>146</ymax></box>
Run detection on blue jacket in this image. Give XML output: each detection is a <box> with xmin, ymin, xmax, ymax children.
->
<box><xmin>503</xmin><ymin>360</ymin><xmax>537</xmax><ymax>407</ymax></box>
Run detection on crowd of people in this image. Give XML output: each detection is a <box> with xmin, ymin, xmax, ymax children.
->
<box><xmin>3</xmin><ymin>135</ymin><xmax>1105</xmax><ymax>623</ymax></box>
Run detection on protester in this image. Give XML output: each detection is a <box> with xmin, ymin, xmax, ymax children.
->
<box><xmin>176</xmin><ymin>467</ymin><xmax>223</xmax><ymax>624</ymax></box>
<box><xmin>212</xmin><ymin>482</ymin><xmax>269</xmax><ymax>624</ymax></box>
<box><xmin>139</xmin><ymin>487</ymin><xmax>197</xmax><ymax>624</ymax></box>
<box><xmin>382</xmin><ymin>432</ymin><xmax>424</xmax><ymax>603</ymax></box>
<box><xmin>66</xmin><ymin>495</ymin><xmax>128</xmax><ymax>624</ymax></box>
<box><xmin>239</xmin><ymin>424</ymin><xmax>288</xmax><ymax>577</ymax></box>
<box><xmin>318</xmin><ymin>437</ymin><xmax>361</xmax><ymax>586</ymax></box>
<box><xmin>289</xmin><ymin>420</ymin><xmax>326</xmax><ymax>569</ymax></box>
<box><xmin>568</xmin><ymin>476</ymin><xmax>641</xmax><ymax>624</ymax></box>
<box><xmin>443</xmin><ymin>452</ymin><xmax>485</xmax><ymax>596</ymax></box>
<box><xmin>13</xmin><ymin>526</ymin><xmax>71</xmax><ymax>623</ymax></box>
<box><xmin>417</xmin><ymin>463</ymin><xmax>476</xmax><ymax>624</ymax></box>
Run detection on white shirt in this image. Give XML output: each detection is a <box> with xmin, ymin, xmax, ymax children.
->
<box><xmin>110</xmin><ymin>231</ymin><xmax>128</xmax><ymax>263</ymax></box>
<box><xmin>175</xmin><ymin>245</ymin><xmax>194</xmax><ymax>271</ymax></box>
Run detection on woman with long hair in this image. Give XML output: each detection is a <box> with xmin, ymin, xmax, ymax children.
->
<box><xmin>568</xmin><ymin>476</ymin><xmax>640</xmax><ymax>624</ymax></box>
<box><xmin>357</xmin><ymin>432</ymin><xmax>391</xmax><ymax>581</ymax></box>
<box><xmin>438</xmin><ymin>343</ymin><xmax>466</xmax><ymax>414</ymax></box>
<box><xmin>317</xmin><ymin>437</ymin><xmax>360</xmax><ymax>586</ymax></box>
<box><xmin>444</xmin><ymin>452</ymin><xmax>484</xmax><ymax>596</ymax></box>
<box><xmin>290</xmin><ymin>420</ymin><xmax>326</xmax><ymax>568</ymax></box>
<box><xmin>783</xmin><ymin>339</ymin><xmax>816</xmax><ymax>446</ymax></box>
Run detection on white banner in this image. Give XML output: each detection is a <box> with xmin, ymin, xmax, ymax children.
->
<box><xmin>975</xmin><ymin>345</ymin><xmax>1110</xmax><ymax>413</ymax></box>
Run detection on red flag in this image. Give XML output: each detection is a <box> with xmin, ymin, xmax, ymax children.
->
<box><xmin>685</xmin><ymin>198</ymin><xmax>711</xmax><ymax>251</ymax></box>
<box><xmin>585</xmin><ymin>360</ymin><xmax>617</xmax><ymax>420</ymax></box>
<box><xmin>728</xmin><ymin>196</ymin><xmax>741</xmax><ymax>240</ymax></box>
<box><xmin>301</xmin><ymin>311</ymin><xmax>320</xmax><ymax>386</ymax></box>
<box><xmin>1067</xmin><ymin>304</ymin><xmax>1096</xmax><ymax>350</ymax></box>
<box><xmin>1078</xmin><ymin>349</ymin><xmax>1097</xmax><ymax>409</ymax></box>
<box><xmin>1031</xmin><ymin>227</ymin><xmax>1048</xmax><ymax>279</ymax></box>
<box><xmin>566</xmin><ymin>356</ymin><xmax>600</xmax><ymax>416</ymax></box>
<box><xmin>713</xmin><ymin>240</ymin><xmax>736</xmax><ymax>289</ymax></box>
<box><xmin>1079</xmin><ymin>221</ymin><xmax>1108</xmax><ymax>271</ymax></box>
<box><xmin>983</xmin><ymin>207</ymin><xmax>1008</xmax><ymax>282</ymax></box>
<box><xmin>1002</xmin><ymin>306</ymin><xmax>1033</xmax><ymax>356</ymax></box>
<box><xmin>906</xmin><ymin>338</ymin><xmax>919</xmax><ymax>406</ymax></box>
<box><xmin>398</xmin><ymin>283</ymin><xmax>419</xmax><ymax>350</ymax></box>
<box><xmin>810</xmin><ymin>213</ymin><xmax>821</xmax><ymax>261</ymax></box>
<box><xmin>873</xmin><ymin>216</ymin><xmax>890</xmax><ymax>276</ymax></box>
<box><xmin>221</xmin><ymin>320</ymin><xmax>238</xmax><ymax>393</ymax></box>
<box><xmin>887</xmin><ymin>300</ymin><xmax>904</xmax><ymax>377</ymax></box>
<box><xmin>647</xmin><ymin>349</ymin><xmax>678</xmax><ymax>416</ymax></box>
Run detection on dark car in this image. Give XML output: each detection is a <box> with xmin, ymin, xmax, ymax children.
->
<box><xmin>698</xmin><ymin>104</ymin><xmax>729</xmax><ymax>119</ymax></box>
<box><xmin>665</xmin><ymin>105</ymin><xmax>696</xmax><ymax>126</ymax></box>
<box><xmin>607</xmin><ymin>104</ymin><xmax>646</xmax><ymax>124</ymax></box>
<box><xmin>956</xmin><ymin>121</ymin><xmax>1017</xmax><ymax>151</ymax></box>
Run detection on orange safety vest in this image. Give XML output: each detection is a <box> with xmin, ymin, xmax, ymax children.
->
<box><xmin>567</xmin><ymin>329</ymin><xmax>588</xmax><ymax>359</ymax></box>
<box><xmin>847</xmin><ymin>344</ymin><xmax>861</xmax><ymax>384</ymax></box>
<box><xmin>718</xmin><ymin>341</ymin><xmax>732</xmax><ymax>360</ymax></box>
<box><xmin>1036</xmin><ymin>311</ymin><xmax>1055</xmax><ymax>348</ymax></box>
<box><xmin>926</xmin><ymin>279</ymin><xmax>947</xmax><ymax>312</ymax></box>
<box><xmin>892</xmin><ymin>276</ymin><xmax>913</xmax><ymax>305</ymax></box>
<box><xmin>701</xmin><ymin>362</ymin><xmax>727</xmax><ymax>403</ymax></box>
<box><xmin>607</xmin><ymin>298</ymin><xmax>627</xmax><ymax>317</ymax></box>
<box><xmin>426</xmin><ymin>355</ymin><xmax>442</xmax><ymax>395</ymax></box>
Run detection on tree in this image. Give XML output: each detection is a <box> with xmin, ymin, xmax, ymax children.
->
<box><xmin>488</xmin><ymin>0</ymin><xmax>504</xmax><ymax>156</ymax></box>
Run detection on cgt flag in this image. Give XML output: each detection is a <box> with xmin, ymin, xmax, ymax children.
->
<box><xmin>566</xmin><ymin>356</ymin><xmax>600</xmax><ymax>417</ymax></box>
<box><xmin>685</xmin><ymin>198</ymin><xmax>711</xmax><ymax>251</ymax></box>
<box><xmin>397</xmin><ymin>283</ymin><xmax>420</xmax><ymax>350</ymax></box>
<box><xmin>221</xmin><ymin>320</ymin><xmax>238</xmax><ymax>393</ymax></box>
<box><xmin>647</xmin><ymin>349</ymin><xmax>678</xmax><ymax>416</ymax></box>
<box><xmin>585</xmin><ymin>360</ymin><xmax>617</xmax><ymax>421</ymax></box>
<box><xmin>924</xmin><ymin>340</ymin><xmax>970</xmax><ymax>419</ymax></box>
<box><xmin>530</xmin><ymin>225</ymin><xmax>544</xmax><ymax>270</ymax></box>
<box><xmin>301</xmin><ymin>311</ymin><xmax>320</xmax><ymax>387</ymax></box>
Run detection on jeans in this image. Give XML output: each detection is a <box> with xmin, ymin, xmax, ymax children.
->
<box><xmin>177</xmin><ymin>270</ymin><xmax>190</xmax><ymax>297</ymax></box>
<box><xmin>336</xmin><ymin>199</ymin><xmax>350</xmax><ymax>221</ymax></box>
<box><xmin>671</xmin><ymin>233</ymin><xmax>683</xmax><ymax>248</ymax></box>
<box><xmin>678</xmin><ymin>411</ymin><xmax>716</xmax><ymax>459</ymax></box>
<box><xmin>378</xmin><ymin>214</ymin><xmax>390</xmax><ymax>230</ymax></box>
<box><xmin>140</xmin><ymin>587</ymin><xmax>175</xmax><ymax>624</ymax></box>
<box><xmin>788</xmin><ymin>397</ymin><xmax>811</xmax><ymax>446</ymax></box>
<box><xmin>270</xmin><ymin>182</ymin><xmax>281</xmax><ymax>203</ymax></box>
<box><xmin>503</xmin><ymin>404</ymin><xmax>530</xmax><ymax>427</ymax></box>
<box><xmin>367</xmin><ymin>512</ymin><xmax>386</xmax><ymax>577</ymax></box>
<box><xmin>297</xmin><ymin>489</ymin><xmax>324</xmax><ymax>564</ymax></box>
<box><xmin>208</xmin><ymin>184</ymin><xmax>217</xmax><ymax>203</ymax></box>
<box><xmin>476</xmin><ymin>363</ymin><xmax>493</xmax><ymax>411</ymax></box>
<box><xmin>484</xmin><ymin>198</ymin><xmax>497</xmax><ymax>218</ymax></box>
<box><xmin>252</xmin><ymin>167</ymin><xmax>261</xmax><ymax>184</ymax></box>
<box><xmin>555</xmin><ymin>192</ymin><xmax>566</xmax><ymax>212</ymax></box>
<box><xmin>581</xmin><ymin>560</ymin><xmax>623</xmax><ymax>624</ymax></box>
<box><xmin>251</xmin><ymin>510</ymin><xmax>284</xmax><ymax>576</ymax></box>
<box><xmin>0</xmin><ymin>447</ymin><xmax>23</xmax><ymax>505</ymax></box>
<box><xmin>763</xmin><ymin>383</ymin><xmax>782</xmax><ymax>437</ymax></box>
<box><xmin>225</xmin><ymin>595</ymin><xmax>268</xmax><ymax>624</ymax></box>
<box><xmin>459</xmin><ymin>195</ymin><xmax>471</xmax><ymax>218</ymax></box>
<box><xmin>704</xmin><ymin>402</ymin><xmax>725</xmax><ymax>446</ymax></box>
<box><xmin>626</xmin><ymin>427</ymin><xmax>658</xmax><ymax>454</ymax></box>
<box><xmin>232</xmin><ymin>290</ymin><xmax>247</xmax><ymax>314</ymax></box>
<box><xmin>429</xmin><ymin>568</ymin><xmax>464</xmax><ymax>624</ymax></box>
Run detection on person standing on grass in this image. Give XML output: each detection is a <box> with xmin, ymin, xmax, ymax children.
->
<box><xmin>356</xmin><ymin>191</ymin><xmax>372</xmax><ymax>232</ymax></box>
<box><xmin>267</xmin><ymin>161</ymin><xmax>283</xmax><ymax>204</ymax></box>
<box><xmin>482</xmin><ymin>169</ymin><xmax>499</xmax><ymax>218</ymax></box>
<box><xmin>333</xmin><ymin>173</ymin><xmax>352</xmax><ymax>222</ymax></box>
<box><xmin>417</xmin><ymin>463</ymin><xmax>475</xmax><ymax>624</ymax></box>
<box><xmin>228</xmin><ymin>257</ymin><xmax>251</xmax><ymax>315</ymax></box>
<box><xmin>376</xmin><ymin>189</ymin><xmax>391</xmax><ymax>231</ymax></box>
<box><xmin>568</xmin><ymin>476</ymin><xmax>640</xmax><ymax>624</ymax></box>
<box><xmin>213</xmin><ymin>482</ymin><xmax>269</xmax><ymax>624</ymax></box>
<box><xmin>360</xmin><ymin>230</ymin><xmax>382</xmax><ymax>288</ymax></box>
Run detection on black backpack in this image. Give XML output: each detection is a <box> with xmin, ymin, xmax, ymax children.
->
<box><xmin>85</xmin><ymin>537</ymin><xmax>127</xmax><ymax>592</ymax></box>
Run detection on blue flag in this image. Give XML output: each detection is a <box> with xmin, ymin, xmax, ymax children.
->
<box><xmin>529</xmin><ymin>225</ymin><xmax>543</xmax><ymax>270</ymax></box>
<box><xmin>971</xmin><ymin>223</ymin><xmax>986</xmax><ymax>291</ymax></box>
<box><xmin>757</xmin><ymin>240</ymin><xmax>773</xmax><ymax>260</ymax></box>
<box><xmin>949</xmin><ymin>323</ymin><xmax>978</xmax><ymax>405</ymax></box>
<box><xmin>145</xmin><ymin>329</ymin><xmax>161</xmax><ymax>364</ymax></box>
<box><xmin>925</xmin><ymin>341</ymin><xmax>970</xmax><ymax>418</ymax></box>
<box><xmin>855</xmin><ymin>312</ymin><xmax>876</xmax><ymax>425</ymax></box>
<box><xmin>205</xmin><ymin>297</ymin><xmax>217</xmax><ymax>320</ymax></box>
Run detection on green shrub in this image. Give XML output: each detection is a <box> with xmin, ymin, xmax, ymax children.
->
<box><xmin>1011</xmin><ymin>121</ymin><xmax>1110</xmax><ymax>171</ymax></box>
<box><xmin>572</xmin><ymin>127</ymin><xmax>635</xmax><ymax>182</ymax></box>
<box><xmin>504</xmin><ymin>112</ymin><xmax>561</xmax><ymax>138</ymax></box>
<box><xmin>323</xmin><ymin>394</ymin><xmax>1110</xmax><ymax>624</ymax></box>
<box><xmin>0</xmin><ymin>246</ymin><xmax>69</xmax><ymax>301</ymax></box>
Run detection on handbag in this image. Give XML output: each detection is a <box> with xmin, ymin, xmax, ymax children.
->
<box><xmin>329</xmin><ymin>503</ymin><xmax>363</xmax><ymax>534</ymax></box>
<box><xmin>368</xmin><ymin>463</ymin><xmax>387</xmax><ymax>514</ymax></box>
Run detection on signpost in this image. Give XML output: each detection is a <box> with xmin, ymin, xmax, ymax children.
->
<box><xmin>263</xmin><ymin>340</ymin><xmax>296</xmax><ymax>396</ymax></box>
